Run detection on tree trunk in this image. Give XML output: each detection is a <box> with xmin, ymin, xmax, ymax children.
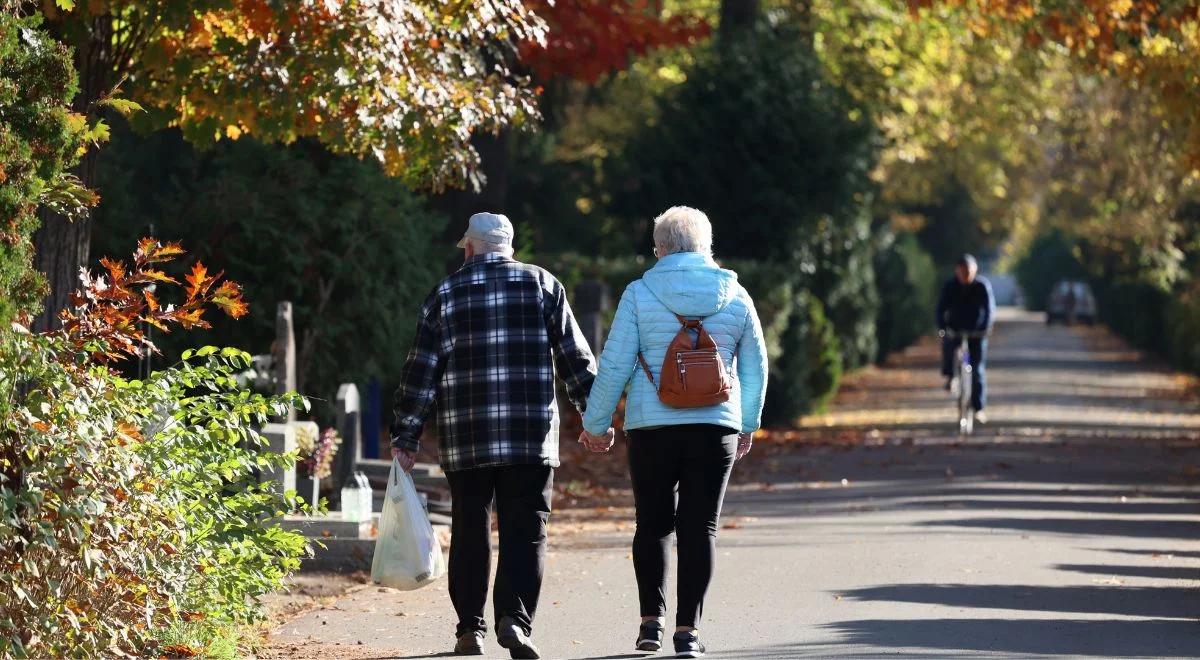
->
<box><xmin>32</xmin><ymin>14</ymin><xmax>111</xmax><ymax>332</ymax></box>
<box><xmin>720</xmin><ymin>0</ymin><xmax>760</xmax><ymax>39</ymax></box>
<box><xmin>31</xmin><ymin>152</ymin><xmax>96</xmax><ymax>333</ymax></box>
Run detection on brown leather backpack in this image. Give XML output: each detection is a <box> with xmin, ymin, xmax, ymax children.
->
<box><xmin>638</xmin><ymin>315</ymin><xmax>733</xmax><ymax>408</ymax></box>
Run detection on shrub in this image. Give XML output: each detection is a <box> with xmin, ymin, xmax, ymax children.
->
<box><xmin>1094</xmin><ymin>279</ymin><xmax>1169</xmax><ymax>353</ymax></box>
<box><xmin>761</xmin><ymin>290</ymin><xmax>843</xmax><ymax>425</ymax></box>
<box><xmin>0</xmin><ymin>242</ymin><xmax>309</xmax><ymax>657</ymax></box>
<box><xmin>93</xmin><ymin>128</ymin><xmax>449</xmax><ymax>416</ymax></box>
<box><xmin>611</xmin><ymin>22</ymin><xmax>879</xmax><ymax>369</ymax></box>
<box><xmin>874</xmin><ymin>230</ymin><xmax>939</xmax><ymax>359</ymax></box>
<box><xmin>735</xmin><ymin>264</ymin><xmax>842</xmax><ymax>425</ymax></box>
<box><xmin>0</xmin><ymin>11</ymin><xmax>90</xmax><ymax>326</ymax></box>
<box><xmin>1166</xmin><ymin>282</ymin><xmax>1200</xmax><ymax>373</ymax></box>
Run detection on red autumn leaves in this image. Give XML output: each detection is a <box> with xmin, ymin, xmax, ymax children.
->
<box><xmin>521</xmin><ymin>0</ymin><xmax>711</xmax><ymax>83</ymax></box>
<box><xmin>57</xmin><ymin>238</ymin><xmax>248</xmax><ymax>363</ymax></box>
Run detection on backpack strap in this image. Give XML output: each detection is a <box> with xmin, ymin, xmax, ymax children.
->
<box><xmin>637</xmin><ymin>352</ymin><xmax>657</xmax><ymax>387</ymax></box>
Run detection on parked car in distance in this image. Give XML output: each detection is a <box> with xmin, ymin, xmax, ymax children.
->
<box><xmin>1047</xmin><ymin>279</ymin><xmax>1097</xmax><ymax>325</ymax></box>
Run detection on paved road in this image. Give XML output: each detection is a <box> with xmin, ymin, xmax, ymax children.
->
<box><xmin>268</xmin><ymin>309</ymin><xmax>1200</xmax><ymax>658</ymax></box>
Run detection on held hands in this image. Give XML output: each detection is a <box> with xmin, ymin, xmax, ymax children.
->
<box><xmin>735</xmin><ymin>432</ymin><xmax>754</xmax><ymax>462</ymax></box>
<box><xmin>391</xmin><ymin>447</ymin><xmax>417</xmax><ymax>473</ymax></box>
<box><xmin>579</xmin><ymin>427</ymin><xmax>616</xmax><ymax>453</ymax></box>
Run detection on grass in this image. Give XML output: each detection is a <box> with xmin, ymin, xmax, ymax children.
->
<box><xmin>153</xmin><ymin>619</ymin><xmax>263</xmax><ymax>659</ymax></box>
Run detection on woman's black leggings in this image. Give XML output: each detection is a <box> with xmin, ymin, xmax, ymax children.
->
<box><xmin>627</xmin><ymin>424</ymin><xmax>737</xmax><ymax>628</ymax></box>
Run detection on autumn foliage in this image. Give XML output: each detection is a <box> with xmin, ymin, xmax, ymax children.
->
<box><xmin>521</xmin><ymin>0</ymin><xmax>710</xmax><ymax>82</ymax></box>
<box><xmin>907</xmin><ymin>0</ymin><xmax>1200</xmax><ymax>167</ymax></box>
<box><xmin>56</xmin><ymin>238</ymin><xmax>247</xmax><ymax>363</ymax></box>
<box><xmin>42</xmin><ymin>0</ymin><xmax>547</xmax><ymax>190</ymax></box>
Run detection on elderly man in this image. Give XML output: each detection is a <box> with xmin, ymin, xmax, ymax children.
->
<box><xmin>391</xmin><ymin>213</ymin><xmax>602</xmax><ymax>658</ymax></box>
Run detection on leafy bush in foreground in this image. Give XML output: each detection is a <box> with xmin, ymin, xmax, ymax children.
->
<box><xmin>0</xmin><ymin>242</ymin><xmax>308</xmax><ymax>657</ymax></box>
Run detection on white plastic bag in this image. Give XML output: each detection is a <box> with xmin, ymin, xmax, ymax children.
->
<box><xmin>371</xmin><ymin>459</ymin><xmax>446</xmax><ymax>590</ymax></box>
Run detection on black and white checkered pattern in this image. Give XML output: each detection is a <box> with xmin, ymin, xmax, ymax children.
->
<box><xmin>390</xmin><ymin>253</ymin><xmax>597</xmax><ymax>472</ymax></box>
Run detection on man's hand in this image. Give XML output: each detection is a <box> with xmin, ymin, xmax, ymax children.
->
<box><xmin>735</xmin><ymin>432</ymin><xmax>754</xmax><ymax>462</ymax></box>
<box><xmin>578</xmin><ymin>427</ymin><xmax>615</xmax><ymax>453</ymax></box>
<box><xmin>391</xmin><ymin>447</ymin><xmax>417</xmax><ymax>473</ymax></box>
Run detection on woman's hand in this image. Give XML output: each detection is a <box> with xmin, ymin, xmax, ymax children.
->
<box><xmin>735</xmin><ymin>432</ymin><xmax>754</xmax><ymax>461</ymax></box>
<box><xmin>579</xmin><ymin>428</ymin><xmax>615</xmax><ymax>453</ymax></box>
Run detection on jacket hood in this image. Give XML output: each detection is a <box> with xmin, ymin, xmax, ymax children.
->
<box><xmin>641</xmin><ymin>252</ymin><xmax>740</xmax><ymax>317</ymax></box>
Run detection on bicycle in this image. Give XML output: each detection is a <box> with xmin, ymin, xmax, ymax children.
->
<box><xmin>940</xmin><ymin>329</ymin><xmax>988</xmax><ymax>436</ymax></box>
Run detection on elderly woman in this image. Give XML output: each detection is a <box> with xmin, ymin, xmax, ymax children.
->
<box><xmin>580</xmin><ymin>206</ymin><xmax>768</xmax><ymax>658</ymax></box>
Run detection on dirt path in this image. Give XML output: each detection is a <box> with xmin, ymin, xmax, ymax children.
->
<box><xmin>265</xmin><ymin>309</ymin><xmax>1200</xmax><ymax>658</ymax></box>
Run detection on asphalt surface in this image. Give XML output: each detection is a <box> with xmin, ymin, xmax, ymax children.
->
<box><xmin>268</xmin><ymin>309</ymin><xmax>1200</xmax><ymax>658</ymax></box>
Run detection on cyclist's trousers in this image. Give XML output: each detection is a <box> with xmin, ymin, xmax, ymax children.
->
<box><xmin>942</xmin><ymin>336</ymin><xmax>987</xmax><ymax>411</ymax></box>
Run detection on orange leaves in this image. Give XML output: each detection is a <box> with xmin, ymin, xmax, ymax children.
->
<box><xmin>135</xmin><ymin>238</ymin><xmax>185</xmax><ymax>264</ymax></box>
<box><xmin>184</xmin><ymin>262</ymin><xmax>212</xmax><ymax>299</ymax></box>
<box><xmin>212</xmin><ymin>281</ymin><xmax>249</xmax><ymax>319</ymax></box>
<box><xmin>53</xmin><ymin>238</ymin><xmax>249</xmax><ymax>364</ymax></box>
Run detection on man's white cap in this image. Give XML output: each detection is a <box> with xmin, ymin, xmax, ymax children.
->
<box><xmin>457</xmin><ymin>212</ymin><xmax>514</xmax><ymax>249</ymax></box>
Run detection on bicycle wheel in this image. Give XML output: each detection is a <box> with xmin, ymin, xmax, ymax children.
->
<box><xmin>959</xmin><ymin>363</ymin><xmax>974</xmax><ymax>435</ymax></box>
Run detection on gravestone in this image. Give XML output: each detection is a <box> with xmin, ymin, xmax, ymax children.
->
<box><xmin>574</xmin><ymin>279</ymin><xmax>611</xmax><ymax>355</ymax></box>
<box><xmin>330</xmin><ymin>383</ymin><xmax>362</xmax><ymax>508</ymax></box>
<box><xmin>273</xmin><ymin>301</ymin><xmax>297</xmax><ymax>423</ymax></box>
<box><xmin>261</xmin><ymin>422</ymin><xmax>296</xmax><ymax>496</ymax></box>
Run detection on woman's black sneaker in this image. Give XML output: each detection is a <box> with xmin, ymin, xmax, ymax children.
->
<box><xmin>635</xmin><ymin>620</ymin><xmax>664</xmax><ymax>652</ymax></box>
<box><xmin>673</xmin><ymin>630</ymin><xmax>705</xmax><ymax>658</ymax></box>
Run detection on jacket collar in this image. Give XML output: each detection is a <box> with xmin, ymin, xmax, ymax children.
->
<box><xmin>653</xmin><ymin>251</ymin><xmax>718</xmax><ymax>270</ymax></box>
<box><xmin>463</xmin><ymin>252</ymin><xmax>515</xmax><ymax>268</ymax></box>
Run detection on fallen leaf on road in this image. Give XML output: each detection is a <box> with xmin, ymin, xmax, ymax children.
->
<box><xmin>1093</xmin><ymin>577</ymin><xmax>1124</xmax><ymax>585</ymax></box>
<box><xmin>722</xmin><ymin>522</ymin><xmax>742</xmax><ymax>529</ymax></box>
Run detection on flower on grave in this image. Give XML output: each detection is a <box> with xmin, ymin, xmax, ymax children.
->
<box><xmin>302</xmin><ymin>427</ymin><xmax>342</xmax><ymax>480</ymax></box>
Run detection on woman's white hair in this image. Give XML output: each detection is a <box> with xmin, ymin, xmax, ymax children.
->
<box><xmin>653</xmin><ymin>206</ymin><xmax>713</xmax><ymax>257</ymax></box>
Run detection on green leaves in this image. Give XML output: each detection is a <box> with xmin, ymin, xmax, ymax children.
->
<box><xmin>96</xmin><ymin>97</ymin><xmax>144</xmax><ymax>117</ymax></box>
<box><xmin>1</xmin><ymin>328</ymin><xmax>311</xmax><ymax>657</ymax></box>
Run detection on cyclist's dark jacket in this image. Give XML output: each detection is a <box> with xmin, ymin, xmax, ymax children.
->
<box><xmin>936</xmin><ymin>276</ymin><xmax>995</xmax><ymax>332</ymax></box>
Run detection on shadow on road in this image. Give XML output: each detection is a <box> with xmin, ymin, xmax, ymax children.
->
<box><xmin>919</xmin><ymin>516</ymin><xmax>1200</xmax><ymax>540</ymax></box>
<box><xmin>729</xmin><ymin>618</ymin><xmax>1200</xmax><ymax>657</ymax></box>
<box><xmin>839</xmin><ymin>583</ymin><xmax>1199</xmax><ymax>619</ymax></box>
<box><xmin>1055</xmin><ymin>563</ymin><xmax>1199</xmax><ymax>580</ymax></box>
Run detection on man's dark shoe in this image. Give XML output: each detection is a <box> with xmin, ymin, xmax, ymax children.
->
<box><xmin>635</xmin><ymin>620</ymin><xmax>665</xmax><ymax>652</ymax></box>
<box><xmin>496</xmin><ymin>617</ymin><xmax>540</xmax><ymax>659</ymax></box>
<box><xmin>454</xmin><ymin>631</ymin><xmax>486</xmax><ymax>656</ymax></box>
<box><xmin>673</xmin><ymin>630</ymin><xmax>706</xmax><ymax>658</ymax></box>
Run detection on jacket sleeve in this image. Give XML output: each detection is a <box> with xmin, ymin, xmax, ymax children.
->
<box><xmin>981</xmin><ymin>278</ymin><xmax>996</xmax><ymax>331</ymax></box>
<box><xmin>736</xmin><ymin>291</ymin><xmax>769</xmax><ymax>433</ymax></box>
<box><xmin>543</xmin><ymin>276</ymin><xmax>598</xmax><ymax>414</ymax></box>
<box><xmin>389</xmin><ymin>289</ymin><xmax>444</xmax><ymax>453</ymax></box>
<box><xmin>582</xmin><ymin>283</ymin><xmax>641</xmax><ymax>436</ymax></box>
<box><xmin>935</xmin><ymin>280</ymin><xmax>950</xmax><ymax>330</ymax></box>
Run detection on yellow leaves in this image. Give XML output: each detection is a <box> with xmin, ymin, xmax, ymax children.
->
<box><xmin>225</xmin><ymin>125</ymin><xmax>243</xmax><ymax>140</ymax></box>
<box><xmin>1109</xmin><ymin>0</ymin><xmax>1135</xmax><ymax>19</ymax></box>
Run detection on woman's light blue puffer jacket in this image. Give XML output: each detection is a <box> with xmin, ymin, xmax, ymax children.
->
<box><xmin>582</xmin><ymin>252</ymin><xmax>768</xmax><ymax>436</ymax></box>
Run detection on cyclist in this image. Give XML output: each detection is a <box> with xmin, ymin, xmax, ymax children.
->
<box><xmin>936</xmin><ymin>254</ymin><xmax>995</xmax><ymax>424</ymax></box>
